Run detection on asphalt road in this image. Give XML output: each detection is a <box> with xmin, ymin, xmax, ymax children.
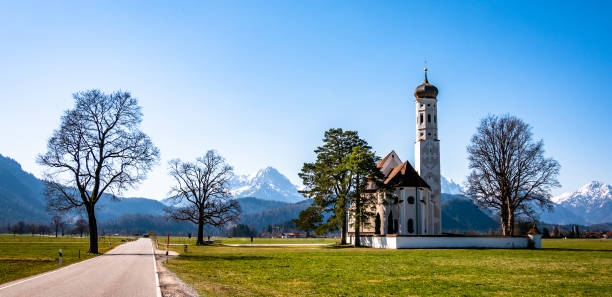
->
<box><xmin>0</xmin><ymin>238</ymin><xmax>160</xmax><ymax>297</ymax></box>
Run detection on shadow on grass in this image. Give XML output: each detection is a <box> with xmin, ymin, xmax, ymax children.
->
<box><xmin>325</xmin><ymin>244</ymin><xmax>355</xmax><ymax>249</ymax></box>
<box><xmin>181</xmin><ymin>255</ymin><xmax>274</xmax><ymax>261</ymax></box>
<box><xmin>0</xmin><ymin>258</ymin><xmax>55</xmax><ymax>263</ymax></box>
<box><xmin>100</xmin><ymin>253</ymin><xmax>156</xmax><ymax>256</ymax></box>
<box><xmin>540</xmin><ymin>248</ymin><xmax>612</xmax><ymax>252</ymax></box>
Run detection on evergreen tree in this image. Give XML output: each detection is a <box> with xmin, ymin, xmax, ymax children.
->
<box><xmin>299</xmin><ymin>128</ymin><xmax>370</xmax><ymax>244</ymax></box>
<box><xmin>344</xmin><ymin>146</ymin><xmax>386</xmax><ymax>247</ymax></box>
<box><xmin>293</xmin><ymin>206</ymin><xmax>323</xmax><ymax>237</ymax></box>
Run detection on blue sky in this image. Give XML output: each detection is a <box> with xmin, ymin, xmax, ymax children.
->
<box><xmin>0</xmin><ymin>1</ymin><xmax>611</xmax><ymax>200</ymax></box>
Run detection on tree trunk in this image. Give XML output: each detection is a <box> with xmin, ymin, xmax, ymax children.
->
<box><xmin>507</xmin><ymin>210</ymin><xmax>515</xmax><ymax>236</ymax></box>
<box><xmin>500</xmin><ymin>203</ymin><xmax>516</xmax><ymax>236</ymax></box>
<box><xmin>354</xmin><ymin>197</ymin><xmax>361</xmax><ymax>247</ymax></box>
<box><xmin>86</xmin><ymin>205</ymin><xmax>99</xmax><ymax>254</ymax></box>
<box><xmin>340</xmin><ymin>211</ymin><xmax>347</xmax><ymax>245</ymax></box>
<box><xmin>55</xmin><ymin>225</ymin><xmax>58</xmax><ymax>237</ymax></box>
<box><xmin>196</xmin><ymin>215</ymin><xmax>204</xmax><ymax>246</ymax></box>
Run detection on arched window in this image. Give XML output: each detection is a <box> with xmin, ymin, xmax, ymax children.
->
<box><xmin>434</xmin><ymin>115</ymin><xmax>437</xmax><ymax>123</ymax></box>
<box><xmin>408</xmin><ymin>196</ymin><xmax>415</xmax><ymax>204</ymax></box>
<box><xmin>391</xmin><ymin>196</ymin><xmax>399</xmax><ymax>204</ymax></box>
<box><xmin>428</xmin><ymin>114</ymin><xmax>431</xmax><ymax>122</ymax></box>
<box><xmin>420</xmin><ymin>113</ymin><xmax>423</xmax><ymax>124</ymax></box>
<box><xmin>408</xmin><ymin>219</ymin><xmax>414</xmax><ymax>233</ymax></box>
<box><xmin>374</xmin><ymin>213</ymin><xmax>381</xmax><ymax>235</ymax></box>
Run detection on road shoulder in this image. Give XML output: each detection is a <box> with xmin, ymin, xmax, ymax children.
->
<box><xmin>154</xmin><ymin>249</ymin><xmax>199</xmax><ymax>297</ymax></box>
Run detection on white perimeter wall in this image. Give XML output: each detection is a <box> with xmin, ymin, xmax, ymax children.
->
<box><xmin>349</xmin><ymin>235</ymin><xmax>541</xmax><ymax>249</ymax></box>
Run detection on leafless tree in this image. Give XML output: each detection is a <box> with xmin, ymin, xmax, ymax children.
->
<box><xmin>165</xmin><ymin>150</ymin><xmax>240</xmax><ymax>245</ymax></box>
<box><xmin>51</xmin><ymin>215</ymin><xmax>63</xmax><ymax>237</ymax></box>
<box><xmin>74</xmin><ymin>219</ymin><xmax>89</xmax><ymax>237</ymax></box>
<box><xmin>38</xmin><ymin>90</ymin><xmax>160</xmax><ymax>253</ymax></box>
<box><xmin>465</xmin><ymin>115</ymin><xmax>560</xmax><ymax>236</ymax></box>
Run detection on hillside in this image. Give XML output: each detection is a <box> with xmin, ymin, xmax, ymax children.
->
<box><xmin>441</xmin><ymin>195</ymin><xmax>499</xmax><ymax>233</ymax></box>
<box><xmin>238</xmin><ymin>199</ymin><xmax>312</xmax><ymax>231</ymax></box>
<box><xmin>236</xmin><ymin>197</ymin><xmax>289</xmax><ymax>214</ymax></box>
<box><xmin>0</xmin><ymin>154</ymin><xmax>48</xmax><ymax>224</ymax></box>
<box><xmin>0</xmin><ymin>154</ymin><xmax>168</xmax><ymax>225</ymax></box>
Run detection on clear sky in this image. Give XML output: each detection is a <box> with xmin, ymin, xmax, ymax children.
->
<box><xmin>1</xmin><ymin>1</ymin><xmax>611</xmax><ymax>200</ymax></box>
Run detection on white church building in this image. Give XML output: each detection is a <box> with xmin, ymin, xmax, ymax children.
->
<box><xmin>348</xmin><ymin>69</ymin><xmax>541</xmax><ymax>249</ymax></box>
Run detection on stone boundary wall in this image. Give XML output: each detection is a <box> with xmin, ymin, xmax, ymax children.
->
<box><xmin>349</xmin><ymin>234</ymin><xmax>542</xmax><ymax>249</ymax></box>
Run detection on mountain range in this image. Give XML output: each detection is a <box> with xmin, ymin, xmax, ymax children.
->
<box><xmin>441</xmin><ymin>176</ymin><xmax>463</xmax><ymax>195</ymax></box>
<box><xmin>539</xmin><ymin>181</ymin><xmax>612</xmax><ymax>225</ymax></box>
<box><xmin>230</xmin><ymin>167</ymin><xmax>304</xmax><ymax>203</ymax></box>
<box><xmin>1</xmin><ymin>153</ymin><xmax>610</xmax><ymax>234</ymax></box>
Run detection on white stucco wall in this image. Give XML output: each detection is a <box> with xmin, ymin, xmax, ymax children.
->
<box><xmin>350</xmin><ymin>235</ymin><xmax>541</xmax><ymax>249</ymax></box>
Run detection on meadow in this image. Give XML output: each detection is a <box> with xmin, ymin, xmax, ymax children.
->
<box><xmin>164</xmin><ymin>238</ymin><xmax>612</xmax><ymax>297</ymax></box>
<box><xmin>0</xmin><ymin>234</ymin><xmax>128</xmax><ymax>284</ymax></box>
<box><xmin>159</xmin><ymin>236</ymin><xmax>337</xmax><ymax>245</ymax></box>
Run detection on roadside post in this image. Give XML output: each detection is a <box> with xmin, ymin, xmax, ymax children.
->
<box><xmin>78</xmin><ymin>249</ymin><xmax>80</xmax><ymax>259</ymax></box>
<box><xmin>166</xmin><ymin>233</ymin><xmax>169</xmax><ymax>264</ymax></box>
<box><xmin>59</xmin><ymin>249</ymin><xmax>62</xmax><ymax>266</ymax></box>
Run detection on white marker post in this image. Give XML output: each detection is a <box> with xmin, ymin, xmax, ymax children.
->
<box><xmin>58</xmin><ymin>249</ymin><xmax>62</xmax><ymax>266</ymax></box>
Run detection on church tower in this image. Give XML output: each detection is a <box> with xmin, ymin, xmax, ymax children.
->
<box><xmin>414</xmin><ymin>68</ymin><xmax>441</xmax><ymax>234</ymax></box>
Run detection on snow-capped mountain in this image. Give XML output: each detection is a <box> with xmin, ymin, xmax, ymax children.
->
<box><xmin>539</xmin><ymin>181</ymin><xmax>612</xmax><ymax>225</ymax></box>
<box><xmin>230</xmin><ymin>167</ymin><xmax>305</xmax><ymax>203</ymax></box>
<box><xmin>441</xmin><ymin>176</ymin><xmax>463</xmax><ymax>195</ymax></box>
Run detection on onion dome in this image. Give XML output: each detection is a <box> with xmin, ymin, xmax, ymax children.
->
<box><xmin>414</xmin><ymin>68</ymin><xmax>438</xmax><ymax>99</ymax></box>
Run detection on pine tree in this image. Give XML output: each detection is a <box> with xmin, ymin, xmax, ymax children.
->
<box><xmin>344</xmin><ymin>146</ymin><xmax>386</xmax><ymax>247</ymax></box>
<box><xmin>299</xmin><ymin>128</ymin><xmax>370</xmax><ymax>245</ymax></box>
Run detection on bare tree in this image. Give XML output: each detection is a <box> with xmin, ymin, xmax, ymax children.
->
<box><xmin>465</xmin><ymin>115</ymin><xmax>560</xmax><ymax>236</ymax></box>
<box><xmin>38</xmin><ymin>90</ymin><xmax>160</xmax><ymax>253</ymax></box>
<box><xmin>165</xmin><ymin>150</ymin><xmax>240</xmax><ymax>245</ymax></box>
<box><xmin>51</xmin><ymin>215</ymin><xmax>63</xmax><ymax>237</ymax></box>
<box><xmin>74</xmin><ymin>219</ymin><xmax>88</xmax><ymax>237</ymax></box>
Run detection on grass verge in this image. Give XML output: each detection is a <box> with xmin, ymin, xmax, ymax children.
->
<box><xmin>0</xmin><ymin>234</ymin><xmax>129</xmax><ymax>284</ymax></box>
<box><xmin>164</xmin><ymin>238</ymin><xmax>612</xmax><ymax>296</ymax></box>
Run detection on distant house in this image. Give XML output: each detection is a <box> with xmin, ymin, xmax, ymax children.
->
<box><xmin>281</xmin><ymin>233</ymin><xmax>297</xmax><ymax>238</ymax></box>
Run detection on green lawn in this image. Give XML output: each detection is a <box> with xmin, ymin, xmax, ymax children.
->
<box><xmin>164</xmin><ymin>238</ymin><xmax>612</xmax><ymax>296</ymax></box>
<box><xmin>0</xmin><ymin>234</ymin><xmax>129</xmax><ymax>284</ymax></box>
<box><xmin>159</xmin><ymin>236</ymin><xmax>338</xmax><ymax>245</ymax></box>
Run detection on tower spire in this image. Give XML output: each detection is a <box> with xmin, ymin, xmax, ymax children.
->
<box><xmin>424</xmin><ymin>67</ymin><xmax>429</xmax><ymax>83</ymax></box>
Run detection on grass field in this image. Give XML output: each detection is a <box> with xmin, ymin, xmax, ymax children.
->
<box><xmin>0</xmin><ymin>234</ymin><xmax>129</xmax><ymax>284</ymax></box>
<box><xmin>160</xmin><ymin>236</ymin><xmax>338</xmax><ymax>245</ymax></box>
<box><xmin>164</xmin><ymin>238</ymin><xmax>612</xmax><ymax>296</ymax></box>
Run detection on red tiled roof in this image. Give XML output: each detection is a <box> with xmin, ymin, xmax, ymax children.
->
<box><xmin>377</xmin><ymin>150</ymin><xmax>398</xmax><ymax>168</ymax></box>
<box><xmin>383</xmin><ymin>161</ymin><xmax>430</xmax><ymax>189</ymax></box>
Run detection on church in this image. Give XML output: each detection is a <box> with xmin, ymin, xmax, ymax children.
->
<box><xmin>349</xmin><ymin>68</ymin><xmax>442</xmax><ymax>236</ymax></box>
<box><xmin>347</xmin><ymin>70</ymin><xmax>541</xmax><ymax>249</ymax></box>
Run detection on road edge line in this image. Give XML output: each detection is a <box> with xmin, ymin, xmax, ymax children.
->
<box><xmin>151</xmin><ymin>239</ymin><xmax>162</xmax><ymax>297</ymax></box>
<box><xmin>0</xmin><ymin>246</ymin><xmax>106</xmax><ymax>291</ymax></box>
